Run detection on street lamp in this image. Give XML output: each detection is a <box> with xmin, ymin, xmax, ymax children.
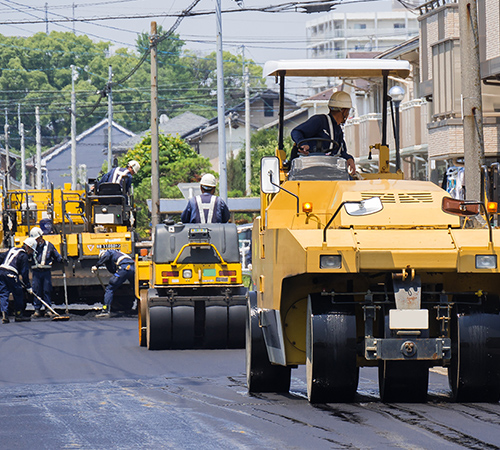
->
<box><xmin>388</xmin><ymin>85</ymin><xmax>405</xmax><ymax>172</ymax></box>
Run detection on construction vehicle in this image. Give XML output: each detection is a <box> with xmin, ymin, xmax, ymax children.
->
<box><xmin>246</xmin><ymin>59</ymin><xmax>500</xmax><ymax>403</ymax></box>
<box><xmin>136</xmin><ymin>221</ymin><xmax>246</xmax><ymax>349</ymax></box>
<box><xmin>2</xmin><ymin>180</ymin><xmax>136</xmax><ymax>309</ymax></box>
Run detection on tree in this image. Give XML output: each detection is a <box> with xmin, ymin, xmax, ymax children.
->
<box><xmin>118</xmin><ymin>133</ymin><xmax>213</xmax><ymax>236</ymax></box>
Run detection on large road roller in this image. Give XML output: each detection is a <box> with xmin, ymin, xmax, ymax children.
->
<box><xmin>246</xmin><ymin>59</ymin><xmax>500</xmax><ymax>403</ymax></box>
<box><xmin>137</xmin><ymin>222</ymin><xmax>247</xmax><ymax>349</ymax></box>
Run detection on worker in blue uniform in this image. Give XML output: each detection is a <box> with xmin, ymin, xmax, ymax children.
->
<box><xmin>91</xmin><ymin>249</ymin><xmax>135</xmax><ymax>318</ymax></box>
<box><xmin>181</xmin><ymin>174</ymin><xmax>230</xmax><ymax>224</ymax></box>
<box><xmin>96</xmin><ymin>160</ymin><xmax>140</xmax><ymax>194</ymax></box>
<box><xmin>30</xmin><ymin>227</ymin><xmax>63</xmax><ymax>318</ymax></box>
<box><xmin>0</xmin><ymin>237</ymin><xmax>37</xmax><ymax>323</ymax></box>
<box><xmin>290</xmin><ymin>91</ymin><xmax>357</xmax><ymax>175</ymax></box>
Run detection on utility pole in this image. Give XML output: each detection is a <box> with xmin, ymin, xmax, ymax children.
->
<box><xmin>459</xmin><ymin>0</ymin><xmax>484</xmax><ymax>201</ymax></box>
<box><xmin>244</xmin><ymin>65</ymin><xmax>251</xmax><ymax>196</ymax></box>
<box><xmin>216</xmin><ymin>0</ymin><xmax>227</xmax><ymax>202</ymax></box>
<box><xmin>150</xmin><ymin>21</ymin><xmax>160</xmax><ymax>230</ymax></box>
<box><xmin>4</xmin><ymin>109</ymin><xmax>9</xmax><ymax>190</ymax></box>
<box><xmin>45</xmin><ymin>2</ymin><xmax>49</xmax><ymax>35</ymax></box>
<box><xmin>107</xmin><ymin>65</ymin><xmax>113</xmax><ymax>171</ymax></box>
<box><xmin>35</xmin><ymin>106</ymin><xmax>42</xmax><ymax>189</ymax></box>
<box><xmin>18</xmin><ymin>104</ymin><xmax>25</xmax><ymax>190</ymax></box>
<box><xmin>72</xmin><ymin>3</ymin><xmax>77</xmax><ymax>35</ymax></box>
<box><xmin>71</xmin><ymin>65</ymin><xmax>77</xmax><ymax>189</ymax></box>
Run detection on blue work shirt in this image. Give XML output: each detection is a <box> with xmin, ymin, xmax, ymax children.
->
<box><xmin>181</xmin><ymin>193</ymin><xmax>230</xmax><ymax>224</ymax></box>
<box><xmin>0</xmin><ymin>247</ymin><xmax>31</xmax><ymax>288</ymax></box>
<box><xmin>97</xmin><ymin>167</ymin><xmax>132</xmax><ymax>194</ymax></box>
<box><xmin>96</xmin><ymin>250</ymin><xmax>134</xmax><ymax>274</ymax></box>
<box><xmin>33</xmin><ymin>240</ymin><xmax>62</xmax><ymax>270</ymax></box>
<box><xmin>290</xmin><ymin>114</ymin><xmax>353</xmax><ymax>161</ymax></box>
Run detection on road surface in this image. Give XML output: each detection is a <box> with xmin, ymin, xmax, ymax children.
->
<box><xmin>1</xmin><ymin>317</ymin><xmax>499</xmax><ymax>449</ymax></box>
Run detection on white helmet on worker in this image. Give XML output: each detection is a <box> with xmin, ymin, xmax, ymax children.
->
<box><xmin>23</xmin><ymin>237</ymin><xmax>38</xmax><ymax>251</ymax></box>
<box><xmin>328</xmin><ymin>91</ymin><xmax>353</xmax><ymax>110</ymax></box>
<box><xmin>29</xmin><ymin>227</ymin><xmax>43</xmax><ymax>239</ymax></box>
<box><xmin>99</xmin><ymin>249</ymin><xmax>107</xmax><ymax>258</ymax></box>
<box><xmin>128</xmin><ymin>160</ymin><xmax>140</xmax><ymax>174</ymax></box>
<box><xmin>200</xmin><ymin>173</ymin><xmax>217</xmax><ymax>188</ymax></box>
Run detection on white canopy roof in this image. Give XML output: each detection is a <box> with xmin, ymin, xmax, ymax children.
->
<box><xmin>263</xmin><ymin>59</ymin><xmax>411</xmax><ymax>79</ymax></box>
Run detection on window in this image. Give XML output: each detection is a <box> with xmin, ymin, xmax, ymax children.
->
<box><xmin>354</xmin><ymin>23</ymin><xmax>366</xmax><ymax>30</ymax></box>
<box><xmin>394</xmin><ymin>23</ymin><xmax>405</xmax><ymax>29</ymax></box>
<box><xmin>263</xmin><ymin>98</ymin><xmax>274</xmax><ymax>117</ymax></box>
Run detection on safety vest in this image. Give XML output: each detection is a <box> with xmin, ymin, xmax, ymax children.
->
<box><xmin>32</xmin><ymin>241</ymin><xmax>52</xmax><ymax>270</ymax></box>
<box><xmin>111</xmin><ymin>167</ymin><xmax>129</xmax><ymax>186</ymax></box>
<box><xmin>0</xmin><ymin>247</ymin><xmax>24</xmax><ymax>275</ymax></box>
<box><xmin>195</xmin><ymin>195</ymin><xmax>217</xmax><ymax>224</ymax></box>
<box><xmin>115</xmin><ymin>251</ymin><xmax>132</xmax><ymax>267</ymax></box>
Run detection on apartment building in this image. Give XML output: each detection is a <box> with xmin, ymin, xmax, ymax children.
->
<box><xmin>418</xmin><ymin>0</ymin><xmax>500</xmax><ymax>183</ymax></box>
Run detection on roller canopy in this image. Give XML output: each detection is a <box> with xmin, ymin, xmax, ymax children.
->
<box><xmin>263</xmin><ymin>59</ymin><xmax>411</xmax><ymax>79</ymax></box>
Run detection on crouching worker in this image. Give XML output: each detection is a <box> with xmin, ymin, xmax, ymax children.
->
<box><xmin>30</xmin><ymin>227</ymin><xmax>63</xmax><ymax>318</ymax></box>
<box><xmin>0</xmin><ymin>238</ymin><xmax>37</xmax><ymax>323</ymax></box>
<box><xmin>91</xmin><ymin>249</ymin><xmax>135</xmax><ymax>318</ymax></box>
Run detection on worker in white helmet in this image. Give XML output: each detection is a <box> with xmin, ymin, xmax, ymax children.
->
<box><xmin>291</xmin><ymin>91</ymin><xmax>356</xmax><ymax>175</ymax></box>
<box><xmin>181</xmin><ymin>174</ymin><xmax>230</xmax><ymax>224</ymax></box>
<box><xmin>96</xmin><ymin>160</ymin><xmax>140</xmax><ymax>194</ymax></box>
<box><xmin>0</xmin><ymin>238</ymin><xmax>37</xmax><ymax>323</ymax></box>
<box><xmin>29</xmin><ymin>227</ymin><xmax>63</xmax><ymax>318</ymax></box>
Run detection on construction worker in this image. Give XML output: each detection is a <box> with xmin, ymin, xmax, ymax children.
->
<box><xmin>181</xmin><ymin>174</ymin><xmax>230</xmax><ymax>224</ymax></box>
<box><xmin>291</xmin><ymin>90</ymin><xmax>356</xmax><ymax>175</ymax></box>
<box><xmin>30</xmin><ymin>227</ymin><xmax>63</xmax><ymax>318</ymax></box>
<box><xmin>96</xmin><ymin>160</ymin><xmax>140</xmax><ymax>194</ymax></box>
<box><xmin>0</xmin><ymin>238</ymin><xmax>37</xmax><ymax>323</ymax></box>
<box><xmin>91</xmin><ymin>249</ymin><xmax>135</xmax><ymax>318</ymax></box>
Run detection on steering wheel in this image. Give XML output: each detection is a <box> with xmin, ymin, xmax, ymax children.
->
<box><xmin>297</xmin><ymin>137</ymin><xmax>340</xmax><ymax>154</ymax></box>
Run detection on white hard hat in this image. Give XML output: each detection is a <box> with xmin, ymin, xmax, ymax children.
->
<box><xmin>29</xmin><ymin>227</ymin><xmax>43</xmax><ymax>239</ymax></box>
<box><xmin>24</xmin><ymin>237</ymin><xmax>38</xmax><ymax>251</ymax></box>
<box><xmin>128</xmin><ymin>160</ymin><xmax>140</xmax><ymax>174</ymax></box>
<box><xmin>200</xmin><ymin>173</ymin><xmax>217</xmax><ymax>188</ymax></box>
<box><xmin>328</xmin><ymin>91</ymin><xmax>353</xmax><ymax>109</ymax></box>
<box><xmin>99</xmin><ymin>249</ymin><xmax>107</xmax><ymax>258</ymax></box>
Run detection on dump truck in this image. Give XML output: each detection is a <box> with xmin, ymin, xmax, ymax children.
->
<box><xmin>246</xmin><ymin>59</ymin><xmax>500</xmax><ymax>403</ymax></box>
<box><xmin>136</xmin><ymin>221</ymin><xmax>247</xmax><ymax>350</ymax></box>
<box><xmin>2</xmin><ymin>180</ymin><xmax>136</xmax><ymax>309</ymax></box>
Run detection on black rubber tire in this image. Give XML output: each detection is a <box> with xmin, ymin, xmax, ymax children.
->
<box><xmin>246</xmin><ymin>291</ymin><xmax>291</xmax><ymax>393</ymax></box>
<box><xmin>172</xmin><ymin>305</ymin><xmax>195</xmax><ymax>349</ymax></box>
<box><xmin>138</xmin><ymin>293</ymin><xmax>147</xmax><ymax>347</ymax></box>
<box><xmin>147</xmin><ymin>306</ymin><xmax>171</xmax><ymax>350</ymax></box>
<box><xmin>378</xmin><ymin>360</ymin><xmax>429</xmax><ymax>403</ymax></box>
<box><xmin>228</xmin><ymin>304</ymin><xmax>246</xmax><ymax>349</ymax></box>
<box><xmin>204</xmin><ymin>305</ymin><xmax>228</xmax><ymax>348</ymax></box>
<box><xmin>448</xmin><ymin>310</ymin><xmax>500</xmax><ymax>402</ymax></box>
<box><xmin>306</xmin><ymin>294</ymin><xmax>358</xmax><ymax>403</ymax></box>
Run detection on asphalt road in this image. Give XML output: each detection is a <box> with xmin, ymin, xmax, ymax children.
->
<box><xmin>1</xmin><ymin>317</ymin><xmax>499</xmax><ymax>449</ymax></box>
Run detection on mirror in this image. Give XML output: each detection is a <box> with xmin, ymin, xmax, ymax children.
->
<box><xmin>261</xmin><ymin>156</ymin><xmax>280</xmax><ymax>194</ymax></box>
<box><xmin>344</xmin><ymin>196</ymin><xmax>383</xmax><ymax>216</ymax></box>
<box><xmin>442</xmin><ymin>197</ymin><xmax>480</xmax><ymax>216</ymax></box>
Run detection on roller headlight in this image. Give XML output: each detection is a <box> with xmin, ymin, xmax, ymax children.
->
<box><xmin>182</xmin><ymin>269</ymin><xmax>193</xmax><ymax>279</ymax></box>
<box><xmin>320</xmin><ymin>255</ymin><xmax>342</xmax><ymax>269</ymax></box>
<box><xmin>475</xmin><ymin>255</ymin><xmax>497</xmax><ymax>269</ymax></box>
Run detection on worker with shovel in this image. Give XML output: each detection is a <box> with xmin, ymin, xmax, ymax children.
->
<box><xmin>29</xmin><ymin>227</ymin><xmax>63</xmax><ymax>318</ymax></box>
<box><xmin>0</xmin><ymin>237</ymin><xmax>37</xmax><ymax>323</ymax></box>
<box><xmin>91</xmin><ymin>249</ymin><xmax>135</xmax><ymax>318</ymax></box>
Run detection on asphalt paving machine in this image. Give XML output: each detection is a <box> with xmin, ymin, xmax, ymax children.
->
<box><xmin>246</xmin><ymin>59</ymin><xmax>500</xmax><ymax>403</ymax></box>
<box><xmin>136</xmin><ymin>221</ymin><xmax>246</xmax><ymax>349</ymax></box>
<box><xmin>2</xmin><ymin>181</ymin><xmax>136</xmax><ymax>309</ymax></box>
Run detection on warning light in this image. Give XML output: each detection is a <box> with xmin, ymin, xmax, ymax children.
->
<box><xmin>487</xmin><ymin>202</ymin><xmax>498</xmax><ymax>213</ymax></box>
<box><xmin>302</xmin><ymin>202</ymin><xmax>313</xmax><ymax>213</ymax></box>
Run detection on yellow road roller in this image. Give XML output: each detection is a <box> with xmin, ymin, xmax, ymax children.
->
<box><xmin>247</xmin><ymin>59</ymin><xmax>500</xmax><ymax>403</ymax></box>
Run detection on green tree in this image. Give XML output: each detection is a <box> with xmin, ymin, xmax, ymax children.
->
<box><xmin>119</xmin><ymin>133</ymin><xmax>213</xmax><ymax>236</ymax></box>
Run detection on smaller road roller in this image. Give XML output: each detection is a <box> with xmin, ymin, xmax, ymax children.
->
<box><xmin>136</xmin><ymin>222</ymin><xmax>246</xmax><ymax>350</ymax></box>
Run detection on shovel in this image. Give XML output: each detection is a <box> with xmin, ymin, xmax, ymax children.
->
<box><xmin>27</xmin><ymin>288</ymin><xmax>70</xmax><ymax>321</ymax></box>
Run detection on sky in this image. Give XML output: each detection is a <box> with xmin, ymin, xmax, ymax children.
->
<box><xmin>0</xmin><ymin>0</ymin><xmax>400</xmax><ymax>66</ymax></box>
